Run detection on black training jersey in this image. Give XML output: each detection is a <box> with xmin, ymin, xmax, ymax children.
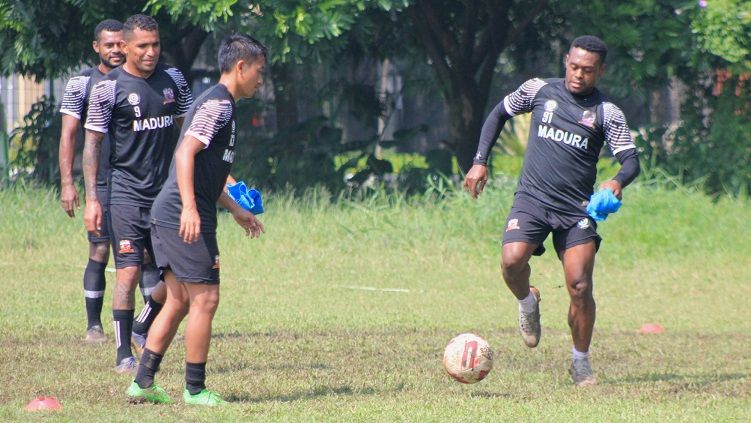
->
<box><xmin>502</xmin><ymin>78</ymin><xmax>635</xmax><ymax>216</ymax></box>
<box><xmin>152</xmin><ymin>83</ymin><xmax>237</xmax><ymax>234</ymax></box>
<box><xmin>60</xmin><ymin>67</ymin><xmax>111</xmax><ymax>188</ymax></box>
<box><xmin>84</xmin><ymin>62</ymin><xmax>193</xmax><ymax>207</ymax></box>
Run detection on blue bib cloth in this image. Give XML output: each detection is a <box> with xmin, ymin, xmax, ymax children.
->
<box><xmin>227</xmin><ymin>181</ymin><xmax>264</xmax><ymax>215</ymax></box>
<box><xmin>586</xmin><ymin>189</ymin><xmax>621</xmax><ymax>221</ymax></box>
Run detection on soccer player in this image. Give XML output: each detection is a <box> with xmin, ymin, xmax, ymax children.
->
<box><xmin>463</xmin><ymin>35</ymin><xmax>640</xmax><ymax>386</ymax></box>
<box><xmin>127</xmin><ymin>34</ymin><xmax>266</xmax><ymax>406</ymax></box>
<box><xmin>82</xmin><ymin>14</ymin><xmax>193</xmax><ymax>374</ymax></box>
<box><xmin>58</xmin><ymin>19</ymin><xmax>124</xmax><ymax>343</ymax></box>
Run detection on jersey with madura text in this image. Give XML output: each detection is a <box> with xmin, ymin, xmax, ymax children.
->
<box><xmin>84</xmin><ymin>63</ymin><xmax>193</xmax><ymax>207</ymax></box>
<box><xmin>151</xmin><ymin>83</ymin><xmax>236</xmax><ymax>234</ymax></box>
<box><xmin>60</xmin><ymin>67</ymin><xmax>111</xmax><ymax>188</ymax></box>
<box><xmin>502</xmin><ymin>78</ymin><xmax>635</xmax><ymax>216</ymax></box>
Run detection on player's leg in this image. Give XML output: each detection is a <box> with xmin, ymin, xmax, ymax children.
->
<box><xmin>110</xmin><ymin>205</ymin><xmax>149</xmax><ymax>373</ymax></box>
<box><xmin>132</xmin><ymin>249</ymin><xmax>166</xmax><ymax>357</ymax></box>
<box><xmin>83</xmin><ymin>239</ymin><xmax>109</xmax><ymax>343</ymax></box>
<box><xmin>129</xmin><ymin>270</ymin><xmax>187</xmax><ymax>404</ymax></box>
<box><xmin>555</xmin><ymin>219</ymin><xmax>599</xmax><ymax>387</ymax></box>
<box><xmin>182</xmin><ymin>282</ymin><xmax>225</xmax><ymax>406</ymax></box>
<box><xmin>501</xmin><ymin>196</ymin><xmax>550</xmax><ymax>348</ymax></box>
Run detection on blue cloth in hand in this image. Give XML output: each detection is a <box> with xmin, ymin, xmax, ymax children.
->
<box><xmin>227</xmin><ymin>181</ymin><xmax>264</xmax><ymax>215</ymax></box>
<box><xmin>586</xmin><ymin>189</ymin><xmax>621</xmax><ymax>221</ymax></box>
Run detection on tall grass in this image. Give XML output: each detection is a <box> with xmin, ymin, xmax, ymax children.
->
<box><xmin>1</xmin><ymin>179</ymin><xmax>750</xmax><ymax>422</ymax></box>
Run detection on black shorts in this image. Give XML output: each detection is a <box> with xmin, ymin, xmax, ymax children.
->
<box><xmin>109</xmin><ymin>204</ymin><xmax>154</xmax><ymax>269</ymax></box>
<box><xmin>502</xmin><ymin>194</ymin><xmax>601</xmax><ymax>257</ymax></box>
<box><xmin>151</xmin><ymin>223</ymin><xmax>220</xmax><ymax>284</ymax></box>
<box><xmin>87</xmin><ymin>186</ymin><xmax>111</xmax><ymax>244</ymax></box>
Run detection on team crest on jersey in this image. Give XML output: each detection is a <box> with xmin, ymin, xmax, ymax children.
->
<box><xmin>119</xmin><ymin>240</ymin><xmax>135</xmax><ymax>254</ymax></box>
<box><xmin>506</xmin><ymin>218</ymin><xmax>520</xmax><ymax>232</ymax></box>
<box><xmin>127</xmin><ymin>93</ymin><xmax>140</xmax><ymax>105</ymax></box>
<box><xmin>162</xmin><ymin>88</ymin><xmax>175</xmax><ymax>104</ymax></box>
<box><xmin>577</xmin><ymin>218</ymin><xmax>590</xmax><ymax>229</ymax></box>
<box><xmin>544</xmin><ymin>100</ymin><xmax>558</xmax><ymax>112</ymax></box>
<box><xmin>212</xmin><ymin>255</ymin><xmax>221</xmax><ymax>270</ymax></box>
<box><xmin>579</xmin><ymin>110</ymin><xmax>596</xmax><ymax>128</ymax></box>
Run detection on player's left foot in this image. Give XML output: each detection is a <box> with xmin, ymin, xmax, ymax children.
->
<box><xmin>183</xmin><ymin>388</ymin><xmax>227</xmax><ymax>406</ymax></box>
<box><xmin>569</xmin><ymin>357</ymin><xmax>597</xmax><ymax>387</ymax></box>
<box><xmin>127</xmin><ymin>381</ymin><xmax>172</xmax><ymax>404</ymax></box>
<box><xmin>131</xmin><ymin>333</ymin><xmax>146</xmax><ymax>360</ymax></box>
<box><xmin>114</xmin><ymin>356</ymin><xmax>137</xmax><ymax>375</ymax></box>
<box><xmin>85</xmin><ymin>325</ymin><xmax>107</xmax><ymax>344</ymax></box>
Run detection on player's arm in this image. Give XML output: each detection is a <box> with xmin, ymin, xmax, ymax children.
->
<box><xmin>464</xmin><ymin>78</ymin><xmax>546</xmax><ymax>199</ymax></box>
<box><xmin>463</xmin><ymin>102</ymin><xmax>513</xmax><ymax>198</ymax></box>
<box><xmin>58</xmin><ymin>75</ymin><xmax>88</xmax><ymax>217</ymax></box>
<box><xmin>601</xmin><ymin>103</ymin><xmax>640</xmax><ymax>199</ymax></box>
<box><xmin>174</xmin><ymin>135</ymin><xmax>203</xmax><ymax>244</ymax></box>
<box><xmin>82</xmin><ymin>129</ymin><xmax>104</xmax><ymax>234</ymax></box>
<box><xmin>58</xmin><ymin>115</ymin><xmax>80</xmax><ymax>217</ymax></box>
<box><xmin>217</xmin><ymin>191</ymin><xmax>264</xmax><ymax>238</ymax></box>
<box><xmin>82</xmin><ymin>79</ymin><xmax>115</xmax><ymax>235</ymax></box>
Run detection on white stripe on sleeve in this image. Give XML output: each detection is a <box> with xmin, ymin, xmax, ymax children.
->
<box><xmin>603</xmin><ymin>102</ymin><xmax>636</xmax><ymax>154</ymax></box>
<box><xmin>184</xmin><ymin>99</ymin><xmax>233</xmax><ymax>147</ymax></box>
<box><xmin>59</xmin><ymin>75</ymin><xmax>90</xmax><ymax>120</ymax></box>
<box><xmin>503</xmin><ymin>78</ymin><xmax>547</xmax><ymax>116</ymax></box>
<box><xmin>84</xmin><ymin>79</ymin><xmax>117</xmax><ymax>133</ymax></box>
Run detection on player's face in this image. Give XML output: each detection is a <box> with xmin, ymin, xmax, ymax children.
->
<box><xmin>564</xmin><ymin>47</ymin><xmax>605</xmax><ymax>95</ymax></box>
<box><xmin>93</xmin><ymin>30</ymin><xmax>124</xmax><ymax>69</ymax></box>
<box><xmin>238</xmin><ymin>57</ymin><xmax>266</xmax><ymax>98</ymax></box>
<box><xmin>122</xmin><ymin>28</ymin><xmax>161</xmax><ymax>77</ymax></box>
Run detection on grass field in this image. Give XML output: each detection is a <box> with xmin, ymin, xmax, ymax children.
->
<box><xmin>1</xmin><ymin>178</ymin><xmax>750</xmax><ymax>422</ymax></box>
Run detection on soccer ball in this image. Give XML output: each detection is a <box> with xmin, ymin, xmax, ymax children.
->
<box><xmin>443</xmin><ymin>333</ymin><xmax>494</xmax><ymax>384</ymax></box>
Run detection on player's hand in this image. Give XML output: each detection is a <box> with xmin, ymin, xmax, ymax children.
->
<box><xmin>233</xmin><ymin>209</ymin><xmax>264</xmax><ymax>238</ymax></box>
<box><xmin>599</xmin><ymin>180</ymin><xmax>623</xmax><ymax>200</ymax></box>
<box><xmin>60</xmin><ymin>184</ymin><xmax>80</xmax><ymax>218</ymax></box>
<box><xmin>179</xmin><ymin>206</ymin><xmax>201</xmax><ymax>244</ymax></box>
<box><xmin>463</xmin><ymin>164</ymin><xmax>489</xmax><ymax>199</ymax></box>
<box><xmin>83</xmin><ymin>199</ymin><xmax>103</xmax><ymax>237</ymax></box>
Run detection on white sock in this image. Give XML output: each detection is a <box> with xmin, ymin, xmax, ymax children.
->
<box><xmin>572</xmin><ymin>347</ymin><xmax>589</xmax><ymax>360</ymax></box>
<box><xmin>518</xmin><ymin>292</ymin><xmax>537</xmax><ymax>314</ymax></box>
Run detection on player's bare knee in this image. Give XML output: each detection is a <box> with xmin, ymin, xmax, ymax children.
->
<box><xmin>501</xmin><ymin>251</ymin><xmax>528</xmax><ymax>278</ymax></box>
<box><xmin>193</xmin><ymin>291</ymin><xmax>220</xmax><ymax>314</ymax></box>
<box><xmin>567</xmin><ymin>277</ymin><xmax>593</xmax><ymax>301</ymax></box>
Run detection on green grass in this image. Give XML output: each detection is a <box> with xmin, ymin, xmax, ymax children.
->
<box><xmin>1</xmin><ymin>179</ymin><xmax>750</xmax><ymax>422</ymax></box>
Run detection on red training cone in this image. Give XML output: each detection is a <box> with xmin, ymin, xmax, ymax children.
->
<box><xmin>24</xmin><ymin>396</ymin><xmax>62</xmax><ymax>411</ymax></box>
<box><xmin>639</xmin><ymin>323</ymin><xmax>665</xmax><ymax>334</ymax></box>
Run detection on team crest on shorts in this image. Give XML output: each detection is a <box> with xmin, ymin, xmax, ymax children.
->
<box><xmin>506</xmin><ymin>218</ymin><xmax>520</xmax><ymax>232</ymax></box>
<box><xmin>127</xmin><ymin>93</ymin><xmax>140</xmax><ymax>105</ymax></box>
<box><xmin>162</xmin><ymin>88</ymin><xmax>175</xmax><ymax>104</ymax></box>
<box><xmin>119</xmin><ymin>240</ymin><xmax>135</xmax><ymax>254</ymax></box>
<box><xmin>577</xmin><ymin>218</ymin><xmax>590</xmax><ymax>229</ymax></box>
<box><xmin>212</xmin><ymin>255</ymin><xmax>221</xmax><ymax>270</ymax></box>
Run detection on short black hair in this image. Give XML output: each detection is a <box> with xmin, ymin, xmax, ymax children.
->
<box><xmin>570</xmin><ymin>35</ymin><xmax>608</xmax><ymax>64</ymax></box>
<box><xmin>123</xmin><ymin>14</ymin><xmax>159</xmax><ymax>37</ymax></box>
<box><xmin>94</xmin><ymin>19</ymin><xmax>123</xmax><ymax>41</ymax></box>
<box><xmin>218</xmin><ymin>34</ymin><xmax>267</xmax><ymax>73</ymax></box>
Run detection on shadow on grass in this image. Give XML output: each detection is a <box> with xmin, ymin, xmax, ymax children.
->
<box><xmin>611</xmin><ymin>372</ymin><xmax>748</xmax><ymax>385</ymax></box>
<box><xmin>224</xmin><ymin>383</ymin><xmax>406</xmax><ymax>403</ymax></box>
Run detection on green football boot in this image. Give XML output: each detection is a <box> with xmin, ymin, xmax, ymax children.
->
<box><xmin>183</xmin><ymin>388</ymin><xmax>227</xmax><ymax>406</ymax></box>
<box><xmin>127</xmin><ymin>381</ymin><xmax>173</xmax><ymax>404</ymax></box>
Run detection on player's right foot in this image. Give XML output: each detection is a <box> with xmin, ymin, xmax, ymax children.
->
<box><xmin>183</xmin><ymin>389</ymin><xmax>227</xmax><ymax>406</ymax></box>
<box><xmin>518</xmin><ymin>286</ymin><xmax>541</xmax><ymax>348</ymax></box>
<box><xmin>114</xmin><ymin>356</ymin><xmax>137</xmax><ymax>375</ymax></box>
<box><xmin>127</xmin><ymin>381</ymin><xmax>172</xmax><ymax>404</ymax></box>
<box><xmin>85</xmin><ymin>325</ymin><xmax>106</xmax><ymax>344</ymax></box>
<box><xmin>569</xmin><ymin>357</ymin><xmax>597</xmax><ymax>387</ymax></box>
<box><xmin>131</xmin><ymin>333</ymin><xmax>146</xmax><ymax>360</ymax></box>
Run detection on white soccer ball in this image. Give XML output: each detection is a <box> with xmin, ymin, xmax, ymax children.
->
<box><xmin>443</xmin><ymin>333</ymin><xmax>494</xmax><ymax>384</ymax></box>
